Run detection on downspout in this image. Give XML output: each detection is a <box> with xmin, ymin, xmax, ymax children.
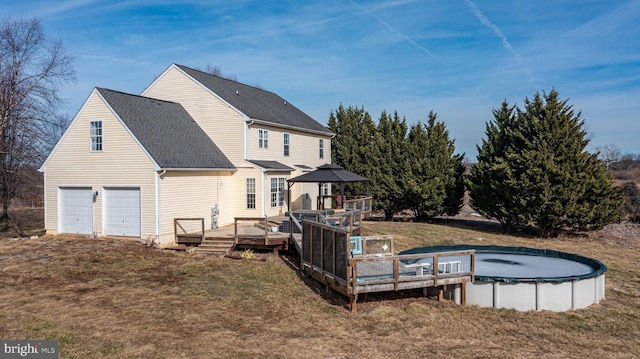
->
<box><xmin>155</xmin><ymin>170</ymin><xmax>166</xmax><ymax>244</ymax></box>
<box><xmin>261</xmin><ymin>168</ymin><xmax>266</xmax><ymax>217</ymax></box>
<box><xmin>42</xmin><ymin>170</ymin><xmax>48</xmax><ymax>231</ymax></box>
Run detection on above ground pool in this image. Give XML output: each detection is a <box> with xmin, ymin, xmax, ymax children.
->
<box><xmin>400</xmin><ymin>245</ymin><xmax>607</xmax><ymax>312</ymax></box>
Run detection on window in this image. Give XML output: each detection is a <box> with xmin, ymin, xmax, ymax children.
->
<box><xmin>270</xmin><ymin>177</ymin><xmax>285</xmax><ymax>207</ymax></box>
<box><xmin>259</xmin><ymin>129</ymin><xmax>268</xmax><ymax>148</ymax></box>
<box><xmin>322</xmin><ymin>183</ymin><xmax>329</xmax><ymax>196</ymax></box>
<box><xmin>319</xmin><ymin>138</ymin><xmax>324</xmax><ymax>159</ymax></box>
<box><xmin>90</xmin><ymin>121</ymin><xmax>102</xmax><ymax>151</ymax></box>
<box><xmin>246</xmin><ymin>178</ymin><xmax>256</xmax><ymax>209</ymax></box>
<box><xmin>283</xmin><ymin>133</ymin><xmax>290</xmax><ymax>156</ymax></box>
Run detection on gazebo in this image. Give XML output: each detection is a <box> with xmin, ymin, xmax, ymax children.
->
<box><xmin>287</xmin><ymin>163</ymin><xmax>369</xmax><ymax>211</ymax></box>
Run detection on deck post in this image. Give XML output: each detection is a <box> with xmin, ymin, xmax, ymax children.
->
<box><xmin>461</xmin><ymin>282</ymin><xmax>467</xmax><ymax>305</ymax></box>
<box><xmin>350</xmin><ymin>294</ymin><xmax>357</xmax><ymax>312</ymax></box>
<box><xmin>173</xmin><ymin>219</ymin><xmax>177</xmax><ymax>244</ymax></box>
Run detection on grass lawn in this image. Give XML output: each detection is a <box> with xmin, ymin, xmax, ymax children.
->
<box><xmin>1</xmin><ymin>211</ymin><xmax>639</xmax><ymax>358</ymax></box>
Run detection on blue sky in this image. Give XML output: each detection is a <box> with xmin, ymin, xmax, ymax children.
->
<box><xmin>3</xmin><ymin>0</ymin><xmax>639</xmax><ymax>158</ymax></box>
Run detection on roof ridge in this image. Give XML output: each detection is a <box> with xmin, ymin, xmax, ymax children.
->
<box><xmin>174</xmin><ymin>64</ymin><xmax>281</xmax><ymax>97</ymax></box>
<box><xmin>172</xmin><ymin>63</ymin><xmax>333</xmax><ymax>136</ymax></box>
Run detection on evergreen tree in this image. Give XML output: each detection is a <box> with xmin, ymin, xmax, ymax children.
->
<box><xmin>468</xmin><ymin>90</ymin><xmax>623</xmax><ymax>237</ymax></box>
<box><xmin>328</xmin><ymin>104</ymin><xmax>375</xmax><ymax>198</ymax></box>
<box><xmin>444</xmin><ymin>152</ymin><xmax>466</xmax><ymax>216</ymax></box>
<box><xmin>372</xmin><ymin>111</ymin><xmax>408</xmax><ymax>219</ymax></box>
<box><xmin>405</xmin><ymin>111</ymin><xmax>465</xmax><ymax>220</ymax></box>
<box><xmin>468</xmin><ymin>101</ymin><xmax>523</xmax><ymax>231</ymax></box>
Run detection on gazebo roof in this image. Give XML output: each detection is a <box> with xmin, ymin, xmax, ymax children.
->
<box><xmin>287</xmin><ymin>163</ymin><xmax>369</xmax><ymax>184</ymax></box>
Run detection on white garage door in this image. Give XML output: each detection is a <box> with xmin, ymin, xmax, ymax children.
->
<box><xmin>59</xmin><ymin>187</ymin><xmax>94</xmax><ymax>235</ymax></box>
<box><xmin>104</xmin><ymin>187</ymin><xmax>141</xmax><ymax>237</ymax></box>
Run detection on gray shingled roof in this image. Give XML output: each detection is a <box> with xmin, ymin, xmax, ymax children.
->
<box><xmin>176</xmin><ymin>64</ymin><xmax>333</xmax><ymax>135</ymax></box>
<box><xmin>97</xmin><ymin>88</ymin><xmax>236</xmax><ymax>170</ymax></box>
<box><xmin>247</xmin><ymin>160</ymin><xmax>293</xmax><ymax>171</ymax></box>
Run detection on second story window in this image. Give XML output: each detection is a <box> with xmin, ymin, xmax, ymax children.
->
<box><xmin>283</xmin><ymin>133</ymin><xmax>290</xmax><ymax>156</ymax></box>
<box><xmin>319</xmin><ymin>138</ymin><xmax>324</xmax><ymax>159</ymax></box>
<box><xmin>90</xmin><ymin>120</ymin><xmax>103</xmax><ymax>151</ymax></box>
<box><xmin>259</xmin><ymin>129</ymin><xmax>268</xmax><ymax>149</ymax></box>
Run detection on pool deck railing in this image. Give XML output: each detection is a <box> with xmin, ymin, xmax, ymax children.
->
<box><xmin>300</xmin><ymin>219</ymin><xmax>475</xmax><ymax>312</ymax></box>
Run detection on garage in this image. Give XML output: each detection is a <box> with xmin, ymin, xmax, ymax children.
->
<box><xmin>59</xmin><ymin>187</ymin><xmax>94</xmax><ymax>235</ymax></box>
<box><xmin>104</xmin><ymin>187</ymin><xmax>141</xmax><ymax>237</ymax></box>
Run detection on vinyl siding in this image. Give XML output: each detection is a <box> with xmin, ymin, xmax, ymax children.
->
<box><xmin>157</xmin><ymin>171</ymin><xmax>232</xmax><ymax>241</ymax></box>
<box><xmin>247</xmin><ymin>123</ymin><xmax>332</xmax><ymax>211</ymax></box>
<box><xmin>143</xmin><ymin>66</ymin><xmax>245</xmax><ymax>165</ymax></box>
<box><xmin>225</xmin><ymin>167</ymin><xmax>264</xmax><ymax>218</ymax></box>
<box><xmin>157</xmin><ymin>168</ymin><xmax>275</xmax><ymax>241</ymax></box>
<box><xmin>43</xmin><ymin>92</ymin><xmax>157</xmax><ymax>238</ymax></box>
<box><xmin>246</xmin><ymin>123</ymin><xmax>332</xmax><ymax>164</ymax></box>
<box><xmin>145</xmin><ymin>66</ymin><xmax>333</xmax><ymax>214</ymax></box>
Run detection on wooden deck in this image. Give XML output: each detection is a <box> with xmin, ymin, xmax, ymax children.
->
<box><xmin>299</xmin><ymin>219</ymin><xmax>475</xmax><ymax>311</ymax></box>
<box><xmin>233</xmin><ymin>217</ymin><xmax>290</xmax><ymax>253</ymax></box>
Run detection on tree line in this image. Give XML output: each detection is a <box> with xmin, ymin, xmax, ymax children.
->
<box><xmin>0</xmin><ymin>16</ymin><xmax>633</xmax><ymax>237</ymax></box>
<box><xmin>328</xmin><ymin>105</ymin><xmax>465</xmax><ymax>222</ymax></box>
<box><xmin>329</xmin><ymin>90</ymin><xmax>627</xmax><ymax>237</ymax></box>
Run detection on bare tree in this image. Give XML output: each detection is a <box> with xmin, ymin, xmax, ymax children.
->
<box><xmin>595</xmin><ymin>144</ymin><xmax>622</xmax><ymax>169</ymax></box>
<box><xmin>203</xmin><ymin>64</ymin><xmax>238</xmax><ymax>81</ymax></box>
<box><xmin>0</xmin><ymin>17</ymin><xmax>75</xmax><ymax>218</ymax></box>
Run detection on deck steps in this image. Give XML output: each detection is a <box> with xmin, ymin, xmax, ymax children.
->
<box><xmin>193</xmin><ymin>238</ymin><xmax>234</xmax><ymax>256</ymax></box>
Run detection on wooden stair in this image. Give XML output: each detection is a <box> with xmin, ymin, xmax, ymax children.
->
<box><xmin>193</xmin><ymin>238</ymin><xmax>234</xmax><ymax>256</ymax></box>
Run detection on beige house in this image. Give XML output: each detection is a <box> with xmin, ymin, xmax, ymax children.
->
<box><xmin>40</xmin><ymin>64</ymin><xmax>334</xmax><ymax>245</ymax></box>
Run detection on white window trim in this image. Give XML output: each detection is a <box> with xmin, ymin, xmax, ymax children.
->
<box><xmin>259</xmin><ymin>129</ymin><xmax>268</xmax><ymax>149</ymax></box>
<box><xmin>270</xmin><ymin>177</ymin><xmax>285</xmax><ymax>208</ymax></box>
<box><xmin>246</xmin><ymin>178</ymin><xmax>256</xmax><ymax>209</ymax></box>
<box><xmin>283</xmin><ymin>133</ymin><xmax>290</xmax><ymax>156</ymax></box>
<box><xmin>90</xmin><ymin>120</ymin><xmax>103</xmax><ymax>152</ymax></box>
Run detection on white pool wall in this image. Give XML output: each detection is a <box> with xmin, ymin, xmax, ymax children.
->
<box><xmin>466</xmin><ymin>273</ymin><xmax>605</xmax><ymax>311</ymax></box>
<box><xmin>401</xmin><ymin>245</ymin><xmax>607</xmax><ymax>312</ymax></box>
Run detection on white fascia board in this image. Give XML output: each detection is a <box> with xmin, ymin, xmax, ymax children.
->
<box><xmin>157</xmin><ymin>167</ymin><xmax>238</xmax><ymax>172</ymax></box>
<box><xmin>94</xmin><ymin>90</ymin><xmax>161</xmax><ymax>170</ymax></box>
<box><xmin>39</xmin><ymin>89</ymin><xmax>97</xmax><ymax>172</ymax></box>
<box><xmin>247</xmin><ymin>118</ymin><xmax>334</xmax><ymax>137</ymax></box>
<box><xmin>141</xmin><ymin>64</ymin><xmax>174</xmax><ymax>97</ymax></box>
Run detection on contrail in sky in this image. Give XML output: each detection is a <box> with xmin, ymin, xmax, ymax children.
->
<box><xmin>464</xmin><ymin>0</ymin><xmax>534</xmax><ymax>80</ymax></box>
<box><xmin>345</xmin><ymin>0</ymin><xmax>445</xmax><ymax>65</ymax></box>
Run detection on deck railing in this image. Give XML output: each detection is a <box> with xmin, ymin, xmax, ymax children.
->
<box><xmin>300</xmin><ymin>218</ymin><xmax>475</xmax><ymax>311</ymax></box>
<box><xmin>319</xmin><ymin>209</ymin><xmax>362</xmax><ymax>233</ymax></box>
<box><xmin>233</xmin><ymin>217</ymin><xmax>290</xmax><ymax>252</ymax></box>
<box><xmin>349</xmin><ymin>234</ymin><xmax>393</xmax><ymax>257</ymax></box>
<box><xmin>174</xmin><ymin>218</ymin><xmax>205</xmax><ymax>244</ymax></box>
<box><xmin>348</xmin><ymin>250</ymin><xmax>475</xmax><ymax>293</ymax></box>
<box><xmin>234</xmin><ymin>217</ymin><xmax>273</xmax><ymax>246</ymax></box>
<box><xmin>343</xmin><ymin>197</ymin><xmax>372</xmax><ymax>218</ymax></box>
